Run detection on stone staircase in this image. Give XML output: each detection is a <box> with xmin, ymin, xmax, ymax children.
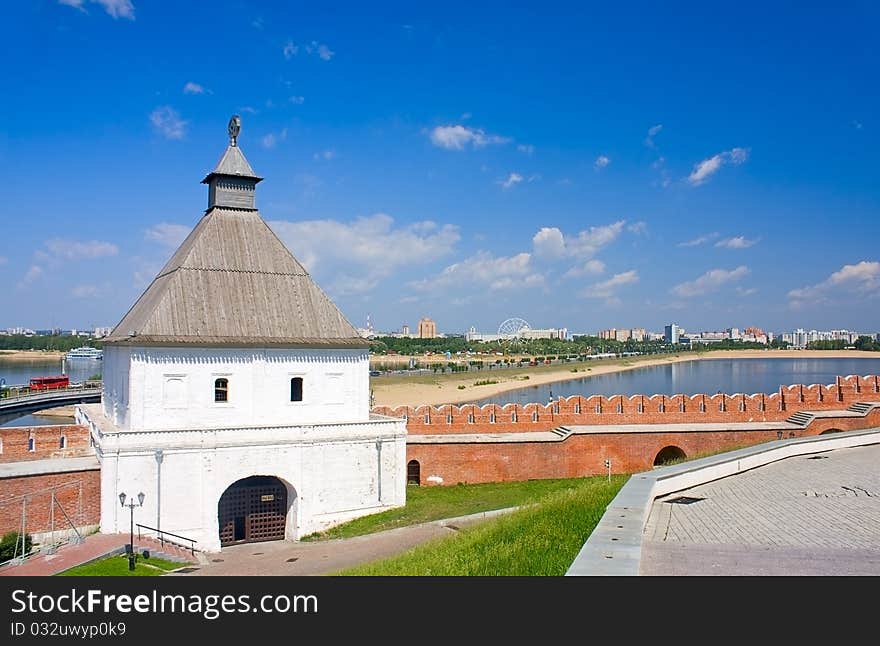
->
<box><xmin>847</xmin><ymin>402</ymin><xmax>876</xmax><ymax>416</ymax></box>
<box><xmin>133</xmin><ymin>535</ymin><xmax>200</xmax><ymax>565</ymax></box>
<box><xmin>785</xmin><ymin>411</ymin><xmax>815</xmax><ymax>427</ymax></box>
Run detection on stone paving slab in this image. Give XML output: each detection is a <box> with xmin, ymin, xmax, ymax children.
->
<box><xmin>640</xmin><ymin>443</ymin><xmax>880</xmax><ymax>575</ymax></box>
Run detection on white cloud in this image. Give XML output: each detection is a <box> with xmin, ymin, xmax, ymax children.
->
<box><xmin>532</xmin><ymin>227</ymin><xmax>566</xmax><ymax>258</ymax></box>
<box><xmin>313</xmin><ymin>149</ymin><xmax>336</xmax><ymax>161</ymax></box>
<box><xmin>317</xmin><ymin>44</ymin><xmax>334</xmax><ymax>60</ymax></box>
<box><xmin>59</xmin><ymin>0</ymin><xmax>135</xmax><ymax>19</ymax></box>
<box><xmin>594</xmin><ymin>155</ymin><xmax>610</xmax><ymax>169</ymax></box>
<box><xmin>19</xmin><ymin>265</ymin><xmax>43</xmax><ymax>286</ymax></box>
<box><xmin>261</xmin><ymin>128</ymin><xmax>288</xmax><ymax>149</ymax></box>
<box><xmin>144</xmin><ymin>223</ymin><xmax>190</xmax><ymax>248</ymax></box>
<box><xmin>72</xmin><ymin>284</ymin><xmax>100</xmax><ymax>298</ymax></box>
<box><xmin>651</xmin><ymin>156</ymin><xmax>671</xmax><ymax>188</ymax></box>
<box><xmin>564</xmin><ymin>259</ymin><xmax>606</xmax><ymax>278</ymax></box>
<box><xmin>677</xmin><ymin>233</ymin><xmax>719</xmax><ymax>247</ymax></box>
<box><xmin>132</xmin><ymin>257</ymin><xmax>162</xmax><ymax>289</ymax></box>
<box><xmin>671</xmin><ymin>265</ymin><xmax>750</xmax><ymax>297</ymax></box>
<box><xmin>852</xmin><ymin>120</ymin><xmax>863</xmax><ymax>130</ymax></box>
<box><xmin>580</xmin><ymin>270</ymin><xmax>639</xmax><ymax>300</ymax></box>
<box><xmin>43</xmin><ymin>238</ymin><xmax>119</xmax><ymax>260</ymax></box>
<box><xmin>302</xmin><ymin>41</ymin><xmax>334</xmax><ymax>60</ymax></box>
<box><xmin>736</xmin><ymin>287</ymin><xmax>758</xmax><ymax>296</ymax></box>
<box><xmin>644</xmin><ymin>124</ymin><xmax>663</xmax><ymax>148</ymax></box>
<box><xmin>283</xmin><ymin>40</ymin><xmax>298</xmax><ymax>59</ymax></box>
<box><xmin>183</xmin><ymin>82</ymin><xmax>208</xmax><ymax>95</ymax></box>
<box><xmin>268</xmin><ymin>214</ymin><xmax>460</xmax><ymax>296</ymax></box>
<box><xmin>428</xmin><ymin>124</ymin><xmax>510</xmax><ymax>150</ymax></box>
<box><xmin>517</xmin><ymin>144</ymin><xmax>534</xmax><ymax>155</ymax></box>
<box><xmin>409</xmin><ymin>251</ymin><xmax>543</xmax><ymax>293</ymax></box>
<box><xmin>0</xmin><ymin>256</ymin><xmax>7</xmax><ymax>265</ymax></box>
<box><xmin>715</xmin><ymin>235</ymin><xmax>758</xmax><ymax>249</ymax></box>
<box><xmin>150</xmin><ymin>106</ymin><xmax>187</xmax><ymax>140</ymax></box>
<box><xmin>627</xmin><ymin>221</ymin><xmax>647</xmax><ymax>235</ymax></box>
<box><xmin>532</xmin><ymin>221</ymin><xmax>626</xmax><ymax>260</ymax></box>
<box><xmin>499</xmin><ymin>172</ymin><xmax>523</xmax><ymax>189</ymax></box>
<box><xmin>289</xmin><ymin>95</ymin><xmax>305</xmax><ymax>105</ymax></box>
<box><xmin>788</xmin><ymin>260</ymin><xmax>880</xmax><ymax>308</ymax></box>
<box><xmin>687</xmin><ymin>147</ymin><xmax>749</xmax><ymax>186</ymax></box>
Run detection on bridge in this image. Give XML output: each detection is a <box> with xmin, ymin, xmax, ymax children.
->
<box><xmin>0</xmin><ymin>386</ymin><xmax>101</xmax><ymax>425</ymax></box>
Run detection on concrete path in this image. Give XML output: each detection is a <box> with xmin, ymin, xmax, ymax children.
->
<box><xmin>0</xmin><ymin>533</ymin><xmax>198</xmax><ymax>576</ymax></box>
<box><xmin>174</xmin><ymin>508</ymin><xmax>515</xmax><ymax>576</ymax></box>
<box><xmin>640</xmin><ymin>443</ymin><xmax>880</xmax><ymax>575</ymax></box>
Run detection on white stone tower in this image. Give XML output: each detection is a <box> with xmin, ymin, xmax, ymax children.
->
<box><xmin>77</xmin><ymin>116</ymin><xmax>407</xmax><ymax>552</ymax></box>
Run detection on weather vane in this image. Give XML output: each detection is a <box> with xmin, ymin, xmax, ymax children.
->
<box><xmin>228</xmin><ymin>114</ymin><xmax>241</xmax><ymax>146</ymax></box>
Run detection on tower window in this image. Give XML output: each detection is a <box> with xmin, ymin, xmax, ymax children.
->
<box><xmin>60</xmin><ymin>436</ymin><xmax>67</xmax><ymax>449</ymax></box>
<box><xmin>290</xmin><ymin>377</ymin><xmax>304</xmax><ymax>402</ymax></box>
<box><xmin>28</xmin><ymin>437</ymin><xmax>35</xmax><ymax>452</ymax></box>
<box><xmin>214</xmin><ymin>378</ymin><xmax>229</xmax><ymax>402</ymax></box>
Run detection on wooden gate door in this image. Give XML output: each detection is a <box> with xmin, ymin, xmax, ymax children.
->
<box><xmin>218</xmin><ymin>476</ymin><xmax>287</xmax><ymax>546</ymax></box>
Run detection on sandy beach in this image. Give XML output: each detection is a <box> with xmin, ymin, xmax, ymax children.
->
<box><xmin>369</xmin><ymin>349</ymin><xmax>880</xmax><ymax>408</ymax></box>
<box><xmin>0</xmin><ymin>350</ymin><xmax>66</xmax><ymax>361</ymax></box>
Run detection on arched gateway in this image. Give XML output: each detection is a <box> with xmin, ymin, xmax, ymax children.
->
<box><xmin>654</xmin><ymin>445</ymin><xmax>687</xmax><ymax>466</ymax></box>
<box><xmin>218</xmin><ymin>476</ymin><xmax>290</xmax><ymax>546</ymax></box>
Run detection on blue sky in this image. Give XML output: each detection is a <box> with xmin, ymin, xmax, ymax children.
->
<box><xmin>1</xmin><ymin>1</ymin><xmax>878</xmax><ymax>336</ymax></box>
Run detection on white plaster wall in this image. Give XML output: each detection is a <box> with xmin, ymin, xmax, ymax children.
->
<box><xmin>88</xmin><ymin>410</ymin><xmax>407</xmax><ymax>553</ymax></box>
<box><xmin>101</xmin><ymin>345</ymin><xmax>131</xmax><ymax>427</ymax></box>
<box><xmin>111</xmin><ymin>346</ymin><xmax>369</xmax><ymax>431</ymax></box>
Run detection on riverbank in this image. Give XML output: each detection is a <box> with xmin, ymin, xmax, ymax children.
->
<box><xmin>370</xmin><ymin>349</ymin><xmax>880</xmax><ymax>408</ymax></box>
<box><xmin>0</xmin><ymin>350</ymin><xmax>66</xmax><ymax>361</ymax></box>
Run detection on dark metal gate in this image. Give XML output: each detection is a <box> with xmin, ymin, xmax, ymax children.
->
<box><xmin>218</xmin><ymin>476</ymin><xmax>287</xmax><ymax>546</ymax></box>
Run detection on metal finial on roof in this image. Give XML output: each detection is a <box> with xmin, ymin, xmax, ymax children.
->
<box><xmin>228</xmin><ymin>114</ymin><xmax>241</xmax><ymax>147</ymax></box>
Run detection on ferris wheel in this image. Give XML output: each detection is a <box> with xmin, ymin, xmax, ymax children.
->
<box><xmin>498</xmin><ymin>317</ymin><xmax>531</xmax><ymax>339</ymax></box>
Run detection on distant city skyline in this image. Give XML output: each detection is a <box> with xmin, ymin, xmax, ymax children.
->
<box><xmin>2</xmin><ymin>2</ymin><xmax>878</xmax><ymax>333</ymax></box>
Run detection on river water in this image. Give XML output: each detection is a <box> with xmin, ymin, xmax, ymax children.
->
<box><xmin>468</xmin><ymin>356</ymin><xmax>880</xmax><ymax>406</ymax></box>
<box><xmin>0</xmin><ymin>356</ymin><xmax>102</xmax><ymax>427</ymax></box>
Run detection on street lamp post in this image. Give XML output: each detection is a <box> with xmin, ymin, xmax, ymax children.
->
<box><xmin>119</xmin><ymin>492</ymin><xmax>145</xmax><ymax>571</ymax></box>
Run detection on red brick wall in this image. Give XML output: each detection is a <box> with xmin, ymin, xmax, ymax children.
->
<box><xmin>375</xmin><ymin>374</ymin><xmax>880</xmax><ymax>436</ymax></box>
<box><xmin>403</xmin><ymin>405</ymin><xmax>880</xmax><ymax>486</ymax></box>
<box><xmin>0</xmin><ymin>425</ymin><xmax>91</xmax><ymax>463</ymax></box>
<box><xmin>0</xmin><ymin>469</ymin><xmax>101</xmax><ymax>537</ymax></box>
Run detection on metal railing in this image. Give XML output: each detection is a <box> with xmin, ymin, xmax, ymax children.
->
<box><xmin>136</xmin><ymin>524</ymin><xmax>198</xmax><ymax>556</ymax></box>
<box><xmin>0</xmin><ymin>381</ymin><xmax>101</xmax><ymax>403</ymax></box>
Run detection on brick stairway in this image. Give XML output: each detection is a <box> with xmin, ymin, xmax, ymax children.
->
<box><xmin>0</xmin><ymin>532</ymin><xmax>199</xmax><ymax>577</ymax></box>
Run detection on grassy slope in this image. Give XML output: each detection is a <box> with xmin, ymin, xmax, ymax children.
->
<box><xmin>302</xmin><ymin>477</ymin><xmax>602</xmax><ymax>540</ymax></box>
<box><xmin>336</xmin><ymin>474</ymin><xmax>628</xmax><ymax>576</ymax></box>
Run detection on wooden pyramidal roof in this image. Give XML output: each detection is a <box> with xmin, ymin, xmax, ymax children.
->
<box><xmin>104</xmin><ymin>116</ymin><xmax>366</xmax><ymax>348</ymax></box>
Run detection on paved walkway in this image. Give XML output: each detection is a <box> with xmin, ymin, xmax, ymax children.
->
<box><xmin>640</xmin><ymin>443</ymin><xmax>880</xmax><ymax>575</ymax></box>
<box><xmin>0</xmin><ymin>533</ymin><xmax>131</xmax><ymax>577</ymax></box>
<box><xmin>0</xmin><ymin>508</ymin><xmax>513</xmax><ymax>577</ymax></box>
<box><xmin>0</xmin><ymin>533</ymin><xmax>199</xmax><ymax>576</ymax></box>
<box><xmin>174</xmin><ymin>508</ymin><xmax>515</xmax><ymax>576</ymax></box>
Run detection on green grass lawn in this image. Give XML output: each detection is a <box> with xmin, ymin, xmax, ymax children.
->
<box><xmin>301</xmin><ymin>477</ymin><xmax>604</xmax><ymax>540</ymax></box>
<box><xmin>57</xmin><ymin>554</ymin><xmax>190</xmax><ymax>577</ymax></box>
<box><xmin>336</xmin><ymin>474</ymin><xmax>628</xmax><ymax>575</ymax></box>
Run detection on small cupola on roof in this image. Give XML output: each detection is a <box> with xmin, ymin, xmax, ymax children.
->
<box><xmin>201</xmin><ymin>115</ymin><xmax>263</xmax><ymax>210</ymax></box>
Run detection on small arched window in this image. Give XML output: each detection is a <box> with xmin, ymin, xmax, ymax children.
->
<box><xmin>60</xmin><ymin>436</ymin><xmax>67</xmax><ymax>449</ymax></box>
<box><xmin>28</xmin><ymin>437</ymin><xmax>35</xmax><ymax>452</ymax></box>
<box><xmin>214</xmin><ymin>378</ymin><xmax>229</xmax><ymax>402</ymax></box>
<box><xmin>290</xmin><ymin>377</ymin><xmax>304</xmax><ymax>402</ymax></box>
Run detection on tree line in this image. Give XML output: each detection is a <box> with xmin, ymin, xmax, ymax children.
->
<box><xmin>0</xmin><ymin>335</ymin><xmax>102</xmax><ymax>352</ymax></box>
